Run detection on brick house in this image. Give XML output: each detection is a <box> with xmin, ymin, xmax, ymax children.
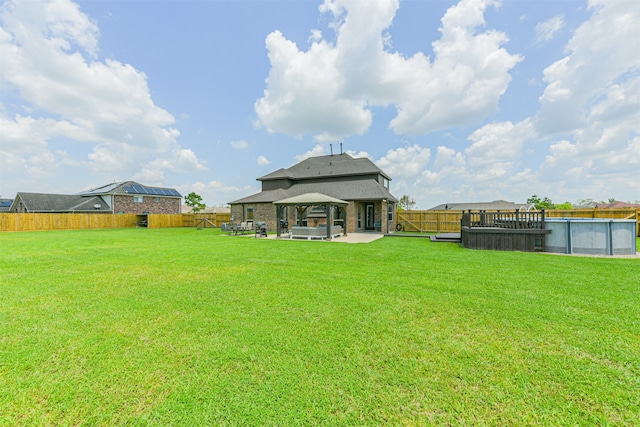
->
<box><xmin>229</xmin><ymin>153</ymin><xmax>398</xmax><ymax>234</ymax></box>
<box><xmin>10</xmin><ymin>181</ymin><xmax>182</xmax><ymax>214</ymax></box>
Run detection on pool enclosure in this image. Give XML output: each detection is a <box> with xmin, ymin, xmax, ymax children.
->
<box><xmin>545</xmin><ymin>218</ymin><xmax>636</xmax><ymax>256</ymax></box>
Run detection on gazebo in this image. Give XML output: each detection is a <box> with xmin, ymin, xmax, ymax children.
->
<box><xmin>273</xmin><ymin>192</ymin><xmax>349</xmax><ymax>240</ymax></box>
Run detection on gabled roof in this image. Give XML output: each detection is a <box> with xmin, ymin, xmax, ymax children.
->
<box><xmin>231</xmin><ymin>179</ymin><xmax>397</xmax><ymax>205</ymax></box>
<box><xmin>12</xmin><ymin>193</ymin><xmax>111</xmax><ymax>213</ymax></box>
<box><xmin>78</xmin><ymin>181</ymin><xmax>181</xmax><ymax>197</ymax></box>
<box><xmin>258</xmin><ymin>153</ymin><xmax>390</xmax><ymax>181</ymax></box>
<box><xmin>429</xmin><ymin>200</ymin><xmax>532</xmax><ymax>211</ymax></box>
<box><xmin>258</xmin><ymin>168</ymin><xmax>294</xmax><ymax>180</ymax></box>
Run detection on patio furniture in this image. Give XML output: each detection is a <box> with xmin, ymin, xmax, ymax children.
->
<box><xmin>255</xmin><ymin>222</ymin><xmax>267</xmax><ymax>238</ymax></box>
<box><xmin>290</xmin><ymin>225</ymin><xmax>343</xmax><ymax>240</ymax></box>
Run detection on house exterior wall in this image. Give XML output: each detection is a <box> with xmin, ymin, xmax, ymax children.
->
<box><xmin>262</xmin><ymin>179</ymin><xmax>292</xmax><ymax>191</ymax></box>
<box><xmin>113</xmin><ymin>195</ymin><xmax>181</xmax><ymax>214</ymax></box>
<box><xmin>10</xmin><ymin>196</ymin><xmax>26</xmax><ymax>213</ymax></box>
<box><xmin>231</xmin><ymin>200</ymin><xmax>396</xmax><ymax>235</ymax></box>
<box><xmin>230</xmin><ymin>203</ymin><xmax>278</xmax><ymax>229</ymax></box>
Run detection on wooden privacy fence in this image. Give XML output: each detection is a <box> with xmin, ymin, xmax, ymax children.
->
<box><xmin>397</xmin><ymin>208</ymin><xmax>640</xmax><ymax>236</ymax></box>
<box><xmin>1</xmin><ymin>210</ymin><xmax>636</xmax><ymax>235</ymax></box>
<box><xmin>396</xmin><ymin>210</ymin><xmax>463</xmax><ymax>233</ymax></box>
<box><xmin>181</xmin><ymin>213</ymin><xmax>231</xmax><ymax>228</ymax></box>
<box><xmin>0</xmin><ymin>212</ymin><xmax>233</xmax><ymax>232</ymax></box>
<box><xmin>0</xmin><ymin>213</ymin><xmax>139</xmax><ymax>232</ymax></box>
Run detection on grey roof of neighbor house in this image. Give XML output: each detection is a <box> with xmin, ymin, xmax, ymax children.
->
<box><xmin>232</xmin><ymin>154</ymin><xmax>397</xmax><ymax>204</ymax></box>
<box><xmin>10</xmin><ymin>181</ymin><xmax>182</xmax><ymax>213</ymax></box>
<box><xmin>12</xmin><ymin>193</ymin><xmax>112</xmax><ymax>212</ymax></box>
<box><xmin>78</xmin><ymin>181</ymin><xmax>182</xmax><ymax>197</ymax></box>
<box><xmin>429</xmin><ymin>200</ymin><xmax>533</xmax><ymax>211</ymax></box>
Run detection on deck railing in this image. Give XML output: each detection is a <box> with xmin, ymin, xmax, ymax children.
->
<box><xmin>461</xmin><ymin>210</ymin><xmax>546</xmax><ymax>230</ymax></box>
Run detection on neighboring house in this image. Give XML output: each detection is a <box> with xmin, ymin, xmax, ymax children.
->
<box><xmin>229</xmin><ymin>153</ymin><xmax>398</xmax><ymax>234</ymax></box>
<box><xmin>9</xmin><ymin>181</ymin><xmax>182</xmax><ymax>214</ymax></box>
<box><xmin>0</xmin><ymin>199</ymin><xmax>14</xmax><ymax>212</ymax></box>
<box><xmin>429</xmin><ymin>200</ymin><xmax>534</xmax><ymax>211</ymax></box>
<box><xmin>596</xmin><ymin>201</ymin><xmax>640</xmax><ymax>209</ymax></box>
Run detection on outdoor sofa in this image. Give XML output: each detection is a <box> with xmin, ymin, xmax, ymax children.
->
<box><xmin>290</xmin><ymin>225</ymin><xmax>343</xmax><ymax>240</ymax></box>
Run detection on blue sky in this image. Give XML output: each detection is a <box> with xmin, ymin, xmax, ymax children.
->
<box><xmin>1</xmin><ymin>0</ymin><xmax>638</xmax><ymax>208</ymax></box>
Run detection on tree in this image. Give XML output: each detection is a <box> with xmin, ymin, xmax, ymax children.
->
<box><xmin>527</xmin><ymin>194</ymin><xmax>555</xmax><ymax>210</ymax></box>
<box><xmin>184</xmin><ymin>192</ymin><xmax>206</xmax><ymax>213</ymax></box>
<box><xmin>555</xmin><ymin>202</ymin><xmax>573</xmax><ymax>210</ymax></box>
<box><xmin>398</xmin><ymin>194</ymin><xmax>416</xmax><ymax>210</ymax></box>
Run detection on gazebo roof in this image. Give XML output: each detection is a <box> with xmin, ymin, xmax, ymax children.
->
<box><xmin>273</xmin><ymin>192</ymin><xmax>349</xmax><ymax>206</ymax></box>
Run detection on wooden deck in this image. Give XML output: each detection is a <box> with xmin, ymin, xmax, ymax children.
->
<box><xmin>460</xmin><ymin>210</ymin><xmax>551</xmax><ymax>252</ymax></box>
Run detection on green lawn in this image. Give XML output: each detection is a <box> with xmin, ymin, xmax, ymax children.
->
<box><xmin>1</xmin><ymin>228</ymin><xmax>638</xmax><ymax>426</ymax></box>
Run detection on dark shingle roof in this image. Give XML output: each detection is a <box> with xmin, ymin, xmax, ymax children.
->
<box><xmin>231</xmin><ymin>180</ymin><xmax>397</xmax><ymax>204</ymax></box>
<box><xmin>14</xmin><ymin>193</ymin><xmax>111</xmax><ymax>212</ymax></box>
<box><xmin>78</xmin><ymin>181</ymin><xmax>181</xmax><ymax>197</ymax></box>
<box><xmin>258</xmin><ymin>153</ymin><xmax>390</xmax><ymax>181</ymax></box>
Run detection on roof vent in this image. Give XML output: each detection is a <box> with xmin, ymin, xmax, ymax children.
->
<box><xmin>93</xmin><ymin>204</ymin><xmax>102</xmax><ymax>209</ymax></box>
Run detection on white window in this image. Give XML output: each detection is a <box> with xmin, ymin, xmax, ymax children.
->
<box><xmin>246</xmin><ymin>206</ymin><xmax>254</xmax><ymax>221</ymax></box>
<box><xmin>134</xmin><ymin>196</ymin><xmax>143</xmax><ymax>203</ymax></box>
<box><xmin>388</xmin><ymin>202</ymin><xmax>394</xmax><ymax>221</ymax></box>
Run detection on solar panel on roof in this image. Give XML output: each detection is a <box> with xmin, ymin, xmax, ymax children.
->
<box><xmin>122</xmin><ymin>184</ymin><xmax>180</xmax><ymax>196</ymax></box>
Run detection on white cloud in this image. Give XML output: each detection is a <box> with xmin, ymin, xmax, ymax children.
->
<box><xmin>534</xmin><ymin>14</ymin><xmax>565</xmax><ymax>44</ymax></box>
<box><xmin>536</xmin><ymin>0</ymin><xmax>640</xmax><ymax>135</ymax></box>
<box><xmin>530</xmin><ymin>0</ymin><xmax>640</xmax><ymax>201</ymax></box>
<box><xmin>255</xmin><ymin>0</ymin><xmax>522</xmax><ymax>141</ymax></box>
<box><xmin>375</xmin><ymin>144</ymin><xmax>431</xmax><ymax>179</ymax></box>
<box><xmin>388</xmin><ymin>0</ymin><xmax>522</xmax><ymax>135</ymax></box>
<box><xmin>257</xmin><ymin>155</ymin><xmax>271</xmax><ymax>166</ymax></box>
<box><xmin>464</xmin><ymin>119</ymin><xmax>534</xmax><ymax>180</ymax></box>
<box><xmin>176</xmin><ymin>180</ymin><xmax>258</xmax><ymax>207</ymax></box>
<box><xmin>254</xmin><ymin>29</ymin><xmax>372</xmax><ymax>142</ymax></box>
<box><xmin>345</xmin><ymin>149</ymin><xmax>370</xmax><ymax>159</ymax></box>
<box><xmin>231</xmin><ymin>140</ymin><xmax>248</xmax><ymax>149</ymax></box>
<box><xmin>295</xmin><ymin>144</ymin><xmax>328</xmax><ymax>162</ymax></box>
<box><xmin>0</xmin><ymin>0</ymin><xmax>205</xmax><ymax>186</ymax></box>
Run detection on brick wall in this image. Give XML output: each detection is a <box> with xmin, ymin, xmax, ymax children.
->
<box><xmin>230</xmin><ymin>203</ymin><xmax>279</xmax><ymax>230</ymax></box>
<box><xmin>230</xmin><ymin>200</ymin><xmax>396</xmax><ymax>234</ymax></box>
<box><xmin>113</xmin><ymin>195</ymin><xmax>181</xmax><ymax>214</ymax></box>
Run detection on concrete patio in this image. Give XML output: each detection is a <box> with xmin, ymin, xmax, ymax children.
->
<box><xmin>265</xmin><ymin>231</ymin><xmax>384</xmax><ymax>244</ymax></box>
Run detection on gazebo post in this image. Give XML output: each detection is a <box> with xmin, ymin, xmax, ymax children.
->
<box><xmin>343</xmin><ymin>206</ymin><xmax>348</xmax><ymax>236</ymax></box>
<box><xmin>297</xmin><ymin>206</ymin><xmax>305</xmax><ymax>226</ymax></box>
<box><xmin>275</xmin><ymin>205</ymin><xmax>281</xmax><ymax>238</ymax></box>
<box><xmin>326</xmin><ymin>203</ymin><xmax>332</xmax><ymax>241</ymax></box>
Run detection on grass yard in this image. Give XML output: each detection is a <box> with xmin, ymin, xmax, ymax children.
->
<box><xmin>1</xmin><ymin>228</ymin><xmax>639</xmax><ymax>426</ymax></box>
